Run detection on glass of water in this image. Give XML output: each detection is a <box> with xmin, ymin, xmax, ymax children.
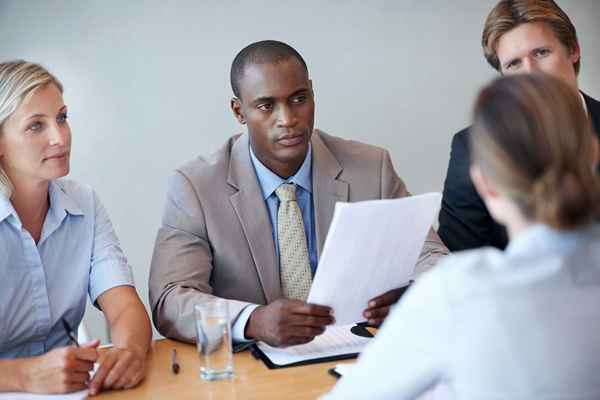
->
<box><xmin>194</xmin><ymin>300</ymin><xmax>234</xmax><ymax>380</ymax></box>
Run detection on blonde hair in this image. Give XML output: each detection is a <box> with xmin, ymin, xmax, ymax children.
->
<box><xmin>471</xmin><ymin>74</ymin><xmax>600</xmax><ymax>230</ymax></box>
<box><xmin>482</xmin><ymin>0</ymin><xmax>580</xmax><ymax>74</ymax></box>
<box><xmin>0</xmin><ymin>60</ymin><xmax>63</xmax><ymax>198</ymax></box>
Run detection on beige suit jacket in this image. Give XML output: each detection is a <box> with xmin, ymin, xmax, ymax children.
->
<box><xmin>149</xmin><ymin>130</ymin><xmax>448</xmax><ymax>343</ymax></box>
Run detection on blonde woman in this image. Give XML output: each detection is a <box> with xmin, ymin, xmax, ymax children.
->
<box><xmin>0</xmin><ymin>60</ymin><xmax>151</xmax><ymax>395</ymax></box>
<box><xmin>324</xmin><ymin>73</ymin><xmax>600</xmax><ymax>399</ymax></box>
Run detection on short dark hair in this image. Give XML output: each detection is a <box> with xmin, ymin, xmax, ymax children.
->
<box><xmin>230</xmin><ymin>40</ymin><xmax>308</xmax><ymax>98</ymax></box>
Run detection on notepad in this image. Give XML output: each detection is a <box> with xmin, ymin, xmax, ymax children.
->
<box><xmin>255</xmin><ymin>325</ymin><xmax>372</xmax><ymax>368</ymax></box>
<box><xmin>0</xmin><ymin>389</ymin><xmax>88</xmax><ymax>399</ymax></box>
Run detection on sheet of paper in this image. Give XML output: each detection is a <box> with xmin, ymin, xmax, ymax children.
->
<box><xmin>307</xmin><ymin>193</ymin><xmax>442</xmax><ymax>326</ymax></box>
<box><xmin>0</xmin><ymin>390</ymin><xmax>88</xmax><ymax>399</ymax></box>
<box><xmin>256</xmin><ymin>325</ymin><xmax>371</xmax><ymax>366</ymax></box>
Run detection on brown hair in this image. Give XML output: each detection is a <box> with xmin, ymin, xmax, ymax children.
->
<box><xmin>482</xmin><ymin>0</ymin><xmax>580</xmax><ymax>74</ymax></box>
<box><xmin>471</xmin><ymin>73</ymin><xmax>600</xmax><ymax>230</ymax></box>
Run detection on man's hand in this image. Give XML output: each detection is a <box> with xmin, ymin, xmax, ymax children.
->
<box><xmin>20</xmin><ymin>340</ymin><xmax>100</xmax><ymax>394</ymax></box>
<box><xmin>363</xmin><ymin>284</ymin><xmax>412</xmax><ymax>327</ymax></box>
<box><xmin>245</xmin><ymin>298</ymin><xmax>334</xmax><ymax>347</ymax></box>
<box><xmin>88</xmin><ymin>346</ymin><xmax>146</xmax><ymax>395</ymax></box>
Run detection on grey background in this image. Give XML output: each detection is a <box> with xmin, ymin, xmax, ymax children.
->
<box><xmin>1</xmin><ymin>1</ymin><xmax>599</xmax><ymax>342</ymax></box>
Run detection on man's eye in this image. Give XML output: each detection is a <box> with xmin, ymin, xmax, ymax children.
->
<box><xmin>506</xmin><ymin>60</ymin><xmax>521</xmax><ymax>70</ymax></box>
<box><xmin>27</xmin><ymin>121</ymin><xmax>43</xmax><ymax>132</ymax></box>
<box><xmin>535</xmin><ymin>48</ymin><xmax>551</xmax><ymax>57</ymax></box>
<box><xmin>57</xmin><ymin>112</ymin><xmax>68</xmax><ymax>124</ymax></box>
<box><xmin>292</xmin><ymin>95</ymin><xmax>306</xmax><ymax>104</ymax></box>
<box><xmin>257</xmin><ymin>103</ymin><xmax>273</xmax><ymax>111</ymax></box>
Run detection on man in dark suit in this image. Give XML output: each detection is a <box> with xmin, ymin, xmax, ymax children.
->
<box><xmin>439</xmin><ymin>0</ymin><xmax>600</xmax><ymax>251</ymax></box>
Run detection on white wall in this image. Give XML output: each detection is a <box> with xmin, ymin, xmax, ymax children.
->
<box><xmin>1</xmin><ymin>0</ymin><xmax>599</xmax><ymax>342</ymax></box>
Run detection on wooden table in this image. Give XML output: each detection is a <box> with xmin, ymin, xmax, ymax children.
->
<box><xmin>95</xmin><ymin>339</ymin><xmax>352</xmax><ymax>400</ymax></box>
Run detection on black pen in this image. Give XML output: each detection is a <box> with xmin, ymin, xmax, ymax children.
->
<box><xmin>171</xmin><ymin>348</ymin><xmax>180</xmax><ymax>374</ymax></box>
<box><xmin>61</xmin><ymin>318</ymin><xmax>80</xmax><ymax>348</ymax></box>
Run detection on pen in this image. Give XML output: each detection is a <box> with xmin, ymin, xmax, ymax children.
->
<box><xmin>61</xmin><ymin>318</ymin><xmax>80</xmax><ymax>348</ymax></box>
<box><xmin>171</xmin><ymin>348</ymin><xmax>180</xmax><ymax>374</ymax></box>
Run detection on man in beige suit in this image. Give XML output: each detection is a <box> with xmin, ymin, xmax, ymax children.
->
<box><xmin>149</xmin><ymin>40</ymin><xmax>448</xmax><ymax>347</ymax></box>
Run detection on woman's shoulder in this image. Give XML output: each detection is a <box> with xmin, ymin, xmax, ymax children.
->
<box><xmin>418</xmin><ymin>247</ymin><xmax>508</xmax><ymax>303</ymax></box>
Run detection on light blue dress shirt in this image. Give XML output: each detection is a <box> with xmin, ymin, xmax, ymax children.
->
<box><xmin>324</xmin><ymin>223</ymin><xmax>600</xmax><ymax>399</ymax></box>
<box><xmin>249</xmin><ymin>144</ymin><xmax>317</xmax><ymax>273</ymax></box>
<box><xmin>0</xmin><ymin>180</ymin><xmax>134</xmax><ymax>359</ymax></box>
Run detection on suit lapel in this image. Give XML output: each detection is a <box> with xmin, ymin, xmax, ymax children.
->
<box><xmin>583</xmin><ymin>92</ymin><xmax>600</xmax><ymax>140</ymax></box>
<box><xmin>311</xmin><ymin>130</ymin><xmax>349</xmax><ymax>258</ymax></box>
<box><xmin>227</xmin><ymin>133</ymin><xmax>281</xmax><ymax>302</ymax></box>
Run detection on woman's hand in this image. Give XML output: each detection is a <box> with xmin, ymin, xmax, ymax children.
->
<box><xmin>20</xmin><ymin>340</ymin><xmax>99</xmax><ymax>394</ymax></box>
<box><xmin>88</xmin><ymin>346</ymin><xmax>146</xmax><ymax>395</ymax></box>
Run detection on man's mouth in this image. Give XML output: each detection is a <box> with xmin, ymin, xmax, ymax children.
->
<box><xmin>277</xmin><ymin>134</ymin><xmax>305</xmax><ymax>147</ymax></box>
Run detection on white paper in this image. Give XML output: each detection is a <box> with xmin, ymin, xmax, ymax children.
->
<box><xmin>307</xmin><ymin>193</ymin><xmax>442</xmax><ymax>325</ymax></box>
<box><xmin>256</xmin><ymin>325</ymin><xmax>371</xmax><ymax>366</ymax></box>
<box><xmin>0</xmin><ymin>390</ymin><xmax>88</xmax><ymax>400</ymax></box>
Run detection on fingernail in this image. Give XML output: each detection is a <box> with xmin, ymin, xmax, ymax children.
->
<box><xmin>369</xmin><ymin>301</ymin><xmax>376</xmax><ymax>307</ymax></box>
<box><xmin>365</xmin><ymin>311</ymin><xmax>371</xmax><ymax>318</ymax></box>
<box><xmin>329</xmin><ymin>309</ymin><xmax>335</xmax><ymax>316</ymax></box>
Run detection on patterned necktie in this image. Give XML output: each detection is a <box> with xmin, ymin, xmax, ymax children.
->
<box><xmin>275</xmin><ymin>183</ymin><xmax>313</xmax><ymax>301</ymax></box>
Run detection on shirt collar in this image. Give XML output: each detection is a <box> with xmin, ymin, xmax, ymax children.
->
<box><xmin>0</xmin><ymin>192</ymin><xmax>14</xmax><ymax>224</ymax></box>
<box><xmin>48</xmin><ymin>181</ymin><xmax>85</xmax><ymax>217</ymax></box>
<box><xmin>249</xmin><ymin>144</ymin><xmax>313</xmax><ymax>200</ymax></box>
<box><xmin>580</xmin><ymin>92</ymin><xmax>589</xmax><ymax>115</ymax></box>
<box><xmin>0</xmin><ymin>181</ymin><xmax>84</xmax><ymax>227</ymax></box>
<box><xmin>505</xmin><ymin>223</ymin><xmax>596</xmax><ymax>259</ymax></box>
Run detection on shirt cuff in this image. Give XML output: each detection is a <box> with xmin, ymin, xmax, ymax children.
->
<box><xmin>232</xmin><ymin>304</ymin><xmax>260</xmax><ymax>343</ymax></box>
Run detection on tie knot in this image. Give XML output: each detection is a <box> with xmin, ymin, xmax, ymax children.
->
<box><xmin>276</xmin><ymin>184</ymin><xmax>297</xmax><ymax>202</ymax></box>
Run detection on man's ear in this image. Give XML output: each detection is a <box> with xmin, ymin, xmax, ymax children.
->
<box><xmin>230</xmin><ymin>97</ymin><xmax>246</xmax><ymax>125</ymax></box>
<box><xmin>470</xmin><ymin>164</ymin><xmax>498</xmax><ymax>201</ymax></box>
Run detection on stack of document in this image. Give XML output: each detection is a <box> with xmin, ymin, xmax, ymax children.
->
<box><xmin>256</xmin><ymin>325</ymin><xmax>370</xmax><ymax>367</ymax></box>
<box><xmin>256</xmin><ymin>194</ymin><xmax>442</xmax><ymax>368</ymax></box>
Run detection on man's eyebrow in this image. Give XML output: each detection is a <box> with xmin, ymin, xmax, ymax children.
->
<box><xmin>288</xmin><ymin>88</ymin><xmax>309</xmax><ymax>97</ymax></box>
<box><xmin>251</xmin><ymin>96</ymin><xmax>275</xmax><ymax>104</ymax></box>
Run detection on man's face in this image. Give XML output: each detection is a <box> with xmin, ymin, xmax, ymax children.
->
<box><xmin>496</xmin><ymin>21</ymin><xmax>580</xmax><ymax>90</ymax></box>
<box><xmin>231</xmin><ymin>58</ymin><xmax>315</xmax><ymax>178</ymax></box>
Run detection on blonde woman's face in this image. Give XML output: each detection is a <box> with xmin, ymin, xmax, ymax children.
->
<box><xmin>0</xmin><ymin>84</ymin><xmax>71</xmax><ymax>186</ymax></box>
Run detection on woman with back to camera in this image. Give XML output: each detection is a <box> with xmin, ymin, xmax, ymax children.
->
<box><xmin>0</xmin><ymin>60</ymin><xmax>151</xmax><ymax>395</ymax></box>
<box><xmin>324</xmin><ymin>73</ymin><xmax>600</xmax><ymax>399</ymax></box>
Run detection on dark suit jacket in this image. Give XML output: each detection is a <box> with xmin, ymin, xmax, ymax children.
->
<box><xmin>439</xmin><ymin>92</ymin><xmax>600</xmax><ymax>252</ymax></box>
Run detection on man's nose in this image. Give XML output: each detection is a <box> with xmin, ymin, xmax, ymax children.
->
<box><xmin>522</xmin><ymin>57</ymin><xmax>538</xmax><ymax>73</ymax></box>
<box><xmin>276</xmin><ymin>105</ymin><xmax>298</xmax><ymax>127</ymax></box>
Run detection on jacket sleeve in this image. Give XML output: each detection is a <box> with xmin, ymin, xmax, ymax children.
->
<box><xmin>148</xmin><ymin>171</ymin><xmax>251</xmax><ymax>343</ymax></box>
<box><xmin>380</xmin><ymin>150</ymin><xmax>449</xmax><ymax>276</ymax></box>
<box><xmin>438</xmin><ymin>129</ymin><xmax>508</xmax><ymax>251</ymax></box>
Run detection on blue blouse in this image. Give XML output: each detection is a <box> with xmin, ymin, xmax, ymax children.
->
<box><xmin>0</xmin><ymin>180</ymin><xmax>134</xmax><ymax>358</ymax></box>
